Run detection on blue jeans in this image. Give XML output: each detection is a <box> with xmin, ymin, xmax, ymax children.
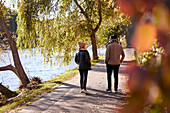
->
<box><xmin>79</xmin><ymin>69</ymin><xmax>88</xmax><ymax>90</ymax></box>
<box><xmin>106</xmin><ymin>64</ymin><xmax>120</xmax><ymax>91</ymax></box>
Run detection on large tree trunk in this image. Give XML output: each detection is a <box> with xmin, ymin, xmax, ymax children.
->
<box><xmin>91</xmin><ymin>31</ymin><xmax>99</xmax><ymax>60</ymax></box>
<box><xmin>0</xmin><ymin>10</ymin><xmax>30</xmax><ymax>88</ymax></box>
<box><xmin>0</xmin><ymin>83</ymin><xmax>17</xmax><ymax>98</ymax></box>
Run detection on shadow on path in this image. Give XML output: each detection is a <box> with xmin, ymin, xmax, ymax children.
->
<box><xmin>91</xmin><ymin>59</ymin><xmax>134</xmax><ymax>74</ymax></box>
<box><xmin>43</xmin><ymin>82</ymin><xmax>130</xmax><ymax>113</ymax></box>
<box><xmin>17</xmin><ymin>57</ymin><xmax>132</xmax><ymax>113</ymax></box>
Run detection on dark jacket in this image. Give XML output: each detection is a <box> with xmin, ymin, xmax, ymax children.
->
<box><xmin>75</xmin><ymin>50</ymin><xmax>91</xmax><ymax>70</ymax></box>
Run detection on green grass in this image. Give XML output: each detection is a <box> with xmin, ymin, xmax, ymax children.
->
<box><xmin>91</xmin><ymin>59</ymin><xmax>100</xmax><ymax>65</ymax></box>
<box><xmin>0</xmin><ymin>59</ymin><xmax>100</xmax><ymax>113</ymax></box>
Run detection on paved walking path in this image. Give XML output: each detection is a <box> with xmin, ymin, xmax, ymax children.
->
<box><xmin>16</xmin><ymin>48</ymin><xmax>134</xmax><ymax>113</ymax></box>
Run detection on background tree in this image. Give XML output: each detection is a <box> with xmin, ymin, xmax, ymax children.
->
<box><xmin>96</xmin><ymin>1</ymin><xmax>131</xmax><ymax>48</ymax></box>
<box><xmin>16</xmin><ymin>0</ymin><xmax>130</xmax><ymax>65</ymax></box>
<box><xmin>0</xmin><ymin>1</ymin><xmax>30</xmax><ymax>97</ymax></box>
<box><xmin>17</xmin><ymin>0</ymin><xmax>102</xmax><ymax>61</ymax></box>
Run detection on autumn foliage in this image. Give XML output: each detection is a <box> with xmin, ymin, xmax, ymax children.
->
<box><xmin>131</xmin><ymin>22</ymin><xmax>157</xmax><ymax>52</ymax></box>
<box><xmin>116</xmin><ymin>0</ymin><xmax>170</xmax><ymax>112</ymax></box>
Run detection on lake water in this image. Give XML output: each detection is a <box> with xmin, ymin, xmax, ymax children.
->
<box><xmin>0</xmin><ymin>47</ymin><xmax>106</xmax><ymax>91</ymax></box>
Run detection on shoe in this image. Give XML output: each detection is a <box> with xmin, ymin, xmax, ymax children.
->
<box><xmin>114</xmin><ymin>88</ymin><xmax>118</xmax><ymax>93</ymax></box>
<box><xmin>114</xmin><ymin>91</ymin><xmax>118</xmax><ymax>94</ymax></box>
<box><xmin>106</xmin><ymin>89</ymin><xmax>112</xmax><ymax>93</ymax></box>
<box><xmin>81</xmin><ymin>89</ymin><xmax>88</xmax><ymax>94</ymax></box>
<box><xmin>80</xmin><ymin>89</ymin><xmax>83</xmax><ymax>93</ymax></box>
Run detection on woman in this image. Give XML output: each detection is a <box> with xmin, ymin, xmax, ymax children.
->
<box><xmin>75</xmin><ymin>42</ymin><xmax>91</xmax><ymax>94</ymax></box>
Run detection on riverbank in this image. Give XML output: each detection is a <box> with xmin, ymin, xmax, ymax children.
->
<box><xmin>0</xmin><ymin>47</ymin><xmax>105</xmax><ymax>91</ymax></box>
<box><xmin>0</xmin><ymin>59</ymin><xmax>99</xmax><ymax>113</ymax></box>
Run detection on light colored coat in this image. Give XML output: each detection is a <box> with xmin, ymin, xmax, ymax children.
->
<box><xmin>105</xmin><ymin>42</ymin><xmax>125</xmax><ymax>65</ymax></box>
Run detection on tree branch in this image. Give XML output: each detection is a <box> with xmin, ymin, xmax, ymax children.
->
<box><xmin>73</xmin><ymin>0</ymin><xmax>90</xmax><ymax>20</ymax></box>
<box><xmin>0</xmin><ymin>64</ymin><xmax>19</xmax><ymax>78</ymax></box>
<box><xmin>93</xmin><ymin>0</ymin><xmax>102</xmax><ymax>32</ymax></box>
<box><xmin>0</xmin><ymin>83</ymin><xmax>17</xmax><ymax>98</ymax></box>
<box><xmin>55</xmin><ymin>0</ymin><xmax>60</xmax><ymax>6</ymax></box>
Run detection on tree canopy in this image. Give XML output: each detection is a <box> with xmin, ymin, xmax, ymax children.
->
<box><xmin>16</xmin><ymin>0</ymin><xmax>130</xmax><ymax>65</ymax></box>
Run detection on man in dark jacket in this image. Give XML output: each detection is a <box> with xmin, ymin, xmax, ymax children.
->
<box><xmin>75</xmin><ymin>42</ymin><xmax>91</xmax><ymax>94</ymax></box>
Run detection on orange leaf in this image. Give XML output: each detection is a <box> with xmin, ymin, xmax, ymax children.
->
<box><xmin>118</xmin><ymin>0</ymin><xmax>134</xmax><ymax>16</ymax></box>
<box><xmin>131</xmin><ymin>23</ymin><xmax>157</xmax><ymax>52</ymax></box>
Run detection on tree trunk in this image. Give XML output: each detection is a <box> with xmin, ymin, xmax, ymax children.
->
<box><xmin>91</xmin><ymin>31</ymin><xmax>99</xmax><ymax>60</ymax></box>
<box><xmin>90</xmin><ymin>0</ymin><xmax>102</xmax><ymax>60</ymax></box>
<box><xmin>0</xmin><ymin>83</ymin><xmax>17</xmax><ymax>98</ymax></box>
<box><xmin>74</xmin><ymin>0</ymin><xmax>102</xmax><ymax>60</ymax></box>
<box><xmin>0</xmin><ymin>10</ymin><xmax>30</xmax><ymax>88</ymax></box>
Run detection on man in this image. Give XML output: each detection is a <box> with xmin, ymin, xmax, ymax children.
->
<box><xmin>105</xmin><ymin>35</ymin><xmax>125</xmax><ymax>93</ymax></box>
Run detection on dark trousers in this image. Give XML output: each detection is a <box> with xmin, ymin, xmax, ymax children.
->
<box><xmin>79</xmin><ymin>69</ymin><xmax>88</xmax><ymax>90</ymax></box>
<box><xmin>106</xmin><ymin>64</ymin><xmax>120</xmax><ymax>91</ymax></box>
